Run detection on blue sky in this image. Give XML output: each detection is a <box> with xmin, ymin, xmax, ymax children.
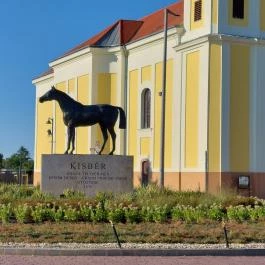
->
<box><xmin>0</xmin><ymin>0</ymin><xmax>177</xmax><ymax>159</ymax></box>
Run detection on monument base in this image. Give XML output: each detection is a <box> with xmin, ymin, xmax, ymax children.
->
<box><xmin>41</xmin><ymin>154</ymin><xmax>133</xmax><ymax>196</ymax></box>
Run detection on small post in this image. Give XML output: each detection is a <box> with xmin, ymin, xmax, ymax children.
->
<box><xmin>222</xmin><ymin>221</ymin><xmax>229</xmax><ymax>249</ymax></box>
<box><xmin>18</xmin><ymin>152</ymin><xmax>24</xmax><ymax>185</ymax></box>
<box><xmin>110</xmin><ymin>220</ymin><xmax>121</xmax><ymax>248</ymax></box>
<box><xmin>18</xmin><ymin>158</ymin><xmax>22</xmax><ymax>185</ymax></box>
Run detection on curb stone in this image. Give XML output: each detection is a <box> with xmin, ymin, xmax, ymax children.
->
<box><xmin>0</xmin><ymin>247</ymin><xmax>265</xmax><ymax>256</ymax></box>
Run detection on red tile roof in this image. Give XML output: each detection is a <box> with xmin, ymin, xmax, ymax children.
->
<box><xmin>120</xmin><ymin>20</ymin><xmax>144</xmax><ymax>44</ymax></box>
<box><xmin>63</xmin><ymin>20</ymin><xmax>144</xmax><ymax>58</ymax></box>
<box><xmin>61</xmin><ymin>0</ymin><xmax>183</xmax><ymax>58</ymax></box>
<box><xmin>33</xmin><ymin>67</ymin><xmax>54</xmax><ymax>80</ymax></box>
<box><xmin>62</xmin><ymin>22</ymin><xmax>118</xmax><ymax>58</ymax></box>
<box><xmin>130</xmin><ymin>1</ymin><xmax>184</xmax><ymax>42</ymax></box>
<box><xmin>37</xmin><ymin>1</ymin><xmax>183</xmax><ymax>79</ymax></box>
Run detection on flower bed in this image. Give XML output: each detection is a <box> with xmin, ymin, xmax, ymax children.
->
<box><xmin>0</xmin><ymin>184</ymin><xmax>264</xmax><ymax>224</ymax></box>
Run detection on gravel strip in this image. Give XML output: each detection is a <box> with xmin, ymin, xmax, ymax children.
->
<box><xmin>0</xmin><ymin>243</ymin><xmax>264</xmax><ymax>250</ymax></box>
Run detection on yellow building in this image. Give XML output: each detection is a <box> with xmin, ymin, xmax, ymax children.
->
<box><xmin>33</xmin><ymin>0</ymin><xmax>265</xmax><ymax>198</ymax></box>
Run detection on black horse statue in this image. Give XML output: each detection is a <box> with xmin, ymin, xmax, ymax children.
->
<box><xmin>39</xmin><ymin>86</ymin><xmax>126</xmax><ymax>155</ymax></box>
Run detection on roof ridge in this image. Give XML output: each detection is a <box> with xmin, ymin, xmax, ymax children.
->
<box><xmin>57</xmin><ymin>20</ymin><xmax>120</xmax><ymax>58</ymax></box>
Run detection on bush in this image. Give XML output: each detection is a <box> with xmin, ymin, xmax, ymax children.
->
<box><xmin>181</xmin><ymin>206</ymin><xmax>195</xmax><ymax>223</ymax></box>
<box><xmin>0</xmin><ymin>203</ymin><xmax>12</xmax><ymax>224</ymax></box>
<box><xmin>141</xmin><ymin>206</ymin><xmax>155</xmax><ymax>222</ymax></box>
<box><xmin>237</xmin><ymin>205</ymin><xmax>250</xmax><ymax>222</ymax></box>
<box><xmin>152</xmin><ymin>205</ymin><xmax>169</xmax><ymax>223</ymax></box>
<box><xmin>226</xmin><ymin>205</ymin><xmax>250</xmax><ymax>222</ymax></box>
<box><xmin>182</xmin><ymin>206</ymin><xmax>203</xmax><ymax>223</ymax></box>
<box><xmin>91</xmin><ymin>203</ymin><xmax>108</xmax><ymax>223</ymax></box>
<box><xmin>31</xmin><ymin>203</ymin><xmax>52</xmax><ymax>223</ymax></box>
<box><xmin>248</xmin><ymin>206</ymin><xmax>260</xmax><ymax>221</ymax></box>
<box><xmin>79</xmin><ymin>204</ymin><xmax>93</xmax><ymax>222</ymax></box>
<box><xmin>255</xmin><ymin>205</ymin><xmax>265</xmax><ymax>220</ymax></box>
<box><xmin>247</xmin><ymin>205</ymin><xmax>265</xmax><ymax>221</ymax></box>
<box><xmin>124</xmin><ymin>205</ymin><xmax>141</xmax><ymax>223</ymax></box>
<box><xmin>207</xmin><ymin>204</ymin><xmax>224</xmax><ymax>221</ymax></box>
<box><xmin>14</xmin><ymin>204</ymin><xmax>31</xmax><ymax>223</ymax></box>
<box><xmin>171</xmin><ymin>205</ymin><xmax>184</xmax><ymax>221</ymax></box>
<box><xmin>31</xmin><ymin>189</ymin><xmax>52</xmax><ymax>200</ymax></box>
<box><xmin>108</xmin><ymin>207</ymin><xmax>126</xmax><ymax>223</ymax></box>
<box><xmin>62</xmin><ymin>189</ymin><xmax>85</xmax><ymax>198</ymax></box>
<box><xmin>63</xmin><ymin>206</ymin><xmax>80</xmax><ymax>222</ymax></box>
<box><xmin>194</xmin><ymin>205</ymin><xmax>208</xmax><ymax>223</ymax></box>
<box><xmin>51</xmin><ymin>206</ymin><xmax>64</xmax><ymax>222</ymax></box>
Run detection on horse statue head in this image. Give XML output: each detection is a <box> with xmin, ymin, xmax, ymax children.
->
<box><xmin>39</xmin><ymin>86</ymin><xmax>57</xmax><ymax>103</ymax></box>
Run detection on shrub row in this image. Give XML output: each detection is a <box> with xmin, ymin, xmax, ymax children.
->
<box><xmin>1</xmin><ymin>202</ymin><xmax>265</xmax><ymax>224</ymax></box>
<box><xmin>0</xmin><ymin>184</ymin><xmax>262</xmax><ymax>209</ymax></box>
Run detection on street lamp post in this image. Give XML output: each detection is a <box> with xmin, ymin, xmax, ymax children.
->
<box><xmin>159</xmin><ymin>8</ymin><xmax>179</xmax><ymax>188</ymax></box>
<box><xmin>46</xmin><ymin>118</ymin><xmax>54</xmax><ymax>154</ymax></box>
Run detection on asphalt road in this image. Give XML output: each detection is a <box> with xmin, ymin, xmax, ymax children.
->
<box><xmin>1</xmin><ymin>256</ymin><xmax>265</xmax><ymax>265</ymax></box>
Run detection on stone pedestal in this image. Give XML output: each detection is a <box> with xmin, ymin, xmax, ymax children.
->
<box><xmin>41</xmin><ymin>154</ymin><xmax>133</xmax><ymax>196</ymax></box>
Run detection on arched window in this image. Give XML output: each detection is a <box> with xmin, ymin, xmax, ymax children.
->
<box><xmin>141</xmin><ymin>88</ymin><xmax>151</xmax><ymax>129</ymax></box>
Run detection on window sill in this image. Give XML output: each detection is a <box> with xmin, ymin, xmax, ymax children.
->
<box><xmin>137</xmin><ymin>128</ymin><xmax>153</xmax><ymax>137</ymax></box>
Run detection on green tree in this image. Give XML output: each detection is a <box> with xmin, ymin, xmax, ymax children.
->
<box><xmin>5</xmin><ymin>147</ymin><xmax>34</xmax><ymax>171</ymax></box>
<box><xmin>0</xmin><ymin>153</ymin><xmax>3</xmax><ymax>169</ymax></box>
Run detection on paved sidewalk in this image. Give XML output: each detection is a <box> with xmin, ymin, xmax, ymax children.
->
<box><xmin>1</xmin><ymin>256</ymin><xmax>265</xmax><ymax>265</ymax></box>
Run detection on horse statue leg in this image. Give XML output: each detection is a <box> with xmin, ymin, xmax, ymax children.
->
<box><xmin>107</xmin><ymin>127</ymin><xmax>116</xmax><ymax>155</ymax></box>
<box><xmin>98</xmin><ymin>125</ymin><xmax>108</xmax><ymax>155</ymax></box>
<box><xmin>65</xmin><ymin>126</ymin><xmax>71</xmax><ymax>154</ymax></box>
<box><xmin>65</xmin><ymin>126</ymin><xmax>75</xmax><ymax>154</ymax></box>
<box><xmin>69</xmin><ymin>127</ymin><xmax>75</xmax><ymax>154</ymax></box>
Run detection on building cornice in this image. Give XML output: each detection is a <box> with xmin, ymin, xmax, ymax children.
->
<box><xmin>174</xmin><ymin>33</ymin><xmax>265</xmax><ymax>52</ymax></box>
<box><xmin>210</xmin><ymin>34</ymin><xmax>265</xmax><ymax>45</ymax></box>
<box><xmin>32</xmin><ymin>73</ymin><xmax>53</xmax><ymax>85</ymax></box>
<box><xmin>90</xmin><ymin>46</ymin><xmax>123</xmax><ymax>56</ymax></box>
<box><xmin>126</xmin><ymin>26</ymin><xmax>184</xmax><ymax>52</ymax></box>
<box><xmin>49</xmin><ymin>47</ymin><xmax>92</xmax><ymax>68</ymax></box>
<box><xmin>174</xmin><ymin>35</ymin><xmax>210</xmax><ymax>52</ymax></box>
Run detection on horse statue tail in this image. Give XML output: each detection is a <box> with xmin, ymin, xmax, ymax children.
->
<box><xmin>117</xmin><ymin>107</ymin><xmax>126</xmax><ymax>129</ymax></box>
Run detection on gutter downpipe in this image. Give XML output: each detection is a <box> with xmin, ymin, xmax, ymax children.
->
<box><xmin>205</xmin><ymin>0</ymin><xmax>215</xmax><ymax>193</ymax></box>
<box><xmin>122</xmin><ymin>45</ymin><xmax>129</xmax><ymax>155</ymax></box>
